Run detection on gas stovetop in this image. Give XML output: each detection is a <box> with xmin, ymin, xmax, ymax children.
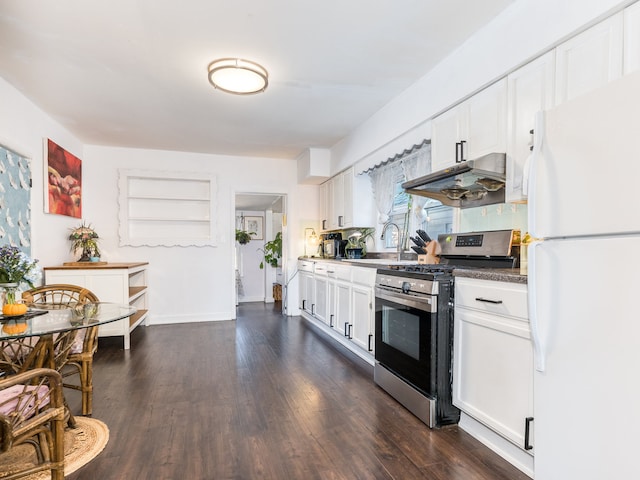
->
<box><xmin>386</xmin><ymin>264</ymin><xmax>455</xmax><ymax>274</ymax></box>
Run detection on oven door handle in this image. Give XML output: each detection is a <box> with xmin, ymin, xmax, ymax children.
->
<box><xmin>375</xmin><ymin>287</ymin><xmax>434</xmax><ymax>313</ymax></box>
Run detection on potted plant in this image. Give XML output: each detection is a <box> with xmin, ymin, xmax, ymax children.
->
<box><xmin>0</xmin><ymin>245</ymin><xmax>39</xmax><ymax>315</ymax></box>
<box><xmin>235</xmin><ymin>229</ymin><xmax>252</xmax><ymax>245</ymax></box>
<box><xmin>345</xmin><ymin>228</ymin><xmax>375</xmax><ymax>259</ymax></box>
<box><xmin>69</xmin><ymin>223</ymin><xmax>100</xmax><ymax>262</ymax></box>
<box><xmin>259</xmin><ymin>232</ymin><xmax>282</xmax><ymax>269</ymax></box>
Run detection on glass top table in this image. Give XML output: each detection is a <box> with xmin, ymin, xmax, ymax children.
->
<box><xmin>0</xmin><ymin>302</ymin><xmax>136</xmax><ymax>340</ymax></box>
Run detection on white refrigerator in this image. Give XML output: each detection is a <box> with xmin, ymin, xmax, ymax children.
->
<box><xmin>527</xmin><ymin>70</ymin><xmax>640</xmax><ymax>479</ymax></box>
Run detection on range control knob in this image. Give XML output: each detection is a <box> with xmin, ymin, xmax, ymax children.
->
<box><xmin>402</xmin><ymin>281</ymin><xmax>411</xmax><ymax>294</ymax></box>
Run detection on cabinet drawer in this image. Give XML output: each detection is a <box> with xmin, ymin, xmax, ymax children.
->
<box><xmin>298</xmin><ymin>261</ymin><xmax>314</xmax><ymax>273</ymax></box>
<box><xmin>314</xmin><ymin>263</ymin><xmax>329</xmax><ymax>276</ymax></box>
<box><xmin>352</xmin><ymin>266</ymin><xmax>376</xmax><ymax>286</ymax></box>
<box><xmin>327</xmin><ymin>264</ymin><xmax>352</xmax><ymax>281</ymax></box>
<box><xmin>455</xmin><ymin>277</ymin><xmax>528</xmax><ymax>320</ymax></box>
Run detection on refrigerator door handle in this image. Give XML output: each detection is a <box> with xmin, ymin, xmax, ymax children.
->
<box><xmin>527</xmin><ymin>111</ymin><xmax>545</xmax><ymax>238</ymax></box>
<box><xmin>528</xmin><ymin>240</ymin><xmax>546</xmax><ymax>372</ymax></box>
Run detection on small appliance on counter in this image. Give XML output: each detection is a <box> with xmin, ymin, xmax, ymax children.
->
<box><xmin>321</xmin><ymin>233</ymin><xmax>343</xmax><ymax>258</ymax></box>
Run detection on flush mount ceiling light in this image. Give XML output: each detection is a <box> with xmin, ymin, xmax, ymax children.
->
<box><xmin>207</xmin><ymin>58</ymin><xmax>268</xmax><ymax>95</ymax></box>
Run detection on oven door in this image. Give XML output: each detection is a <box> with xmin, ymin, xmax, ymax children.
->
<box><xmin>374</xmin><ymin>286</ymin><xmax>437</xmax><ymax>396</ymax></box>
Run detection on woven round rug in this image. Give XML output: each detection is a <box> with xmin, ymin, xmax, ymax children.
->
<box><xmin>0</xmin><ymin>417</ymin><xmax>109</xmax><ymax>479</ymax></box>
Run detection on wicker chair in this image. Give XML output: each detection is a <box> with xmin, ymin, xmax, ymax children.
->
<box><xmin>0</xmin><ymin>368</ymin><xmax>65</xmax><ymax>480</ymax></box>
<box><xmin>21</xmin><ymin>284</ymin><xmax>100</xmax><ymax>416</ymax></box>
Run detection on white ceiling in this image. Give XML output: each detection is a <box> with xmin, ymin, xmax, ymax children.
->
<box><xmin>0</xmin><ymin>0</ymin><xmax>514</xmax><ymax>160</ymax></box>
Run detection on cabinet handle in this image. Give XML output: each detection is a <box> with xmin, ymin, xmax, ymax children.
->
<box><xmin>460</xmin><ymin>140</ymin><xmax>466</xmax><ymax>162</ymax></box>
<box><xmin>311</xmin><ymin>304</ymin><xmax>315</xmax><ymax>315</ymax></box>
<box><xmin>348</xmin><ymin>324</ymin><xmax>353</xmax><ymax>339</ymax></box>
<box><xmin>338</xmin><ymin>215</ymin><xmax>344</xmax><ymax>227</ymax></box>
<box><xmin>330</xmin><ymin>314</ymin><xmax>334</xmax><ymax>328</ymax></box>
<box><xmin>322</xmin><ymin>219</ymin><xmax>327</xmax><ymax>230</ymax></box>
<box><xmin>455</xmin><ymin>142</ymin><xmax>461</xmax><ymax>163</ymax></box>
<box><xmin>368</xmin><ymin>334</ymin><xmax>373</xmax><ymax>351</ymax></box>
<box><xmin>475</xmin><ymin>297</ymin><xmax>503</xmax><ymax>304</ymax></box>
<box><xmin>302</xmin><ymin>300</ymin><xmax>306</xmax><ymax>310</ymax></box>
<box><xmin>344</xmin><ymin>322</ymin><xmax>349</xmax><ymax>337</ymax></box>
<box><xmin>524</xmin><ymin>417</ymin><xmax>534</xmax><ymax>450</ymax></box>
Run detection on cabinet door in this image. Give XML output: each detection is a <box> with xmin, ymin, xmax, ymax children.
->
<box><xmin>327</xmin><ymin>278</ymin><xmax>337</xmax><ymax>329</ymax></box>
<box><xmin>299</xmin><ymin>271</ymin><xmax>313</xmax><ymax>313</ymax></box>
<box><xmin>327</xmin><ymin>178</ymin><xmax>335</xmax><ymax>230</ymax></box>
<box><xmin>334</xmin><ymin>281</ymin><xmax>351</xmax><ymax>337</ymax></box>
<box><xmin>465</xmin><ymin>78</ymin><xmax>507</xmax><ymax>160</ymax></box>
<box><xmin>555</xmin><ymin>13</ymin><xmax>623</xmax><ymax>104</ymax></box>
<box><xmin>319</xmin><ymin>182</ymin><xmax>329</xmax><ymax>231</ymax></box>
<box><xmin>314</xmin><ymin>275</ymin><xmax>328</xmax><ymax>323</ymax></box>
<box><xmin>431</xmin><ymin>106</ymin><xmax>462</xmax><ymax>171</ymax></box>
<box><xmin>506</xmin><ymin>51</ymin><xmax>556</xmax><ymax>202</ymax></box>
<box><xmin>332</xmin><ymin>172</ymin><xmax>345</xmax><ymax>229</ymax></box>
<box><xmin>351</xmin><ymin>284</ymin><xmax>374</xmax><ymax>353</ymax></box>
<box><xmin>453</xmin><ymin>307</ymin><xmax>533</xmax><ymax>451</ymax></box>
<box><xmin>341</xmin><ymin>168</ymin><xmax>354</xmax><ymax>228</ymax></box>
<box><xmin>624</xmin><ymin>1</ymin><xmax>640</xmax><ymax>74</ymax></box>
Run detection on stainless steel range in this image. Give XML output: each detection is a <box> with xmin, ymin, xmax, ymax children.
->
<box><xmin>374</xmin><ymin>229</ymin><xmax>519</xmax><ymax>428</ymax></box>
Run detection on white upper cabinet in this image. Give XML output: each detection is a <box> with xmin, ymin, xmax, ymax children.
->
<box><xmin>320</xmin><ymin>166</ymin><xmax>373</xmax><ymax>231</ymax></box>
<box><xmin>624</xmin><ymin>1</ymin><xmax>640</xmax><ymax>74</ymax></box>
<box><xmin>431</xmin><ymin>107</ymin><xmax>463</xmax><ymax>171</ymax></box>
<box><xmin>319</xmin><ymin>182</ymin><xmax>328</xmax><ymax>231</ymax></box>
<box><xmin>431</xmin><ymin>79</ymin><xmax>507</xmax><ymax>171</ymax></box>
<box><xmin>465</xmin><ymin>78</ymin><xmax>508</xmax><ymax>160</ymax></box>
<box><xmin>555</xmin><ymin>13</ymin><xmax>623</xmax><ymax>105</ymax></box>
<box><xmin>331</xmin><ymin>171</ymin><xmax>345</xmax><ymax>230</ymax></box>
<box><xmin>506</xmin><ymin>51</ymin><xmax>556</xmax><ymax>203</ymax></box>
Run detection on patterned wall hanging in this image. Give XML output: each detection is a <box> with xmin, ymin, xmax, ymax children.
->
<box><xmin>0</xmin><ymin>144</ymin><xmax>31</xmax><ymax>255</ymax></box>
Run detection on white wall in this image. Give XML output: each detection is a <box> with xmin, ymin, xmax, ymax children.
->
<box><xmin>334</xmin><ymin>0</ymin><xmax>634</xmax><ymax>173</ymax></box>
<box><xmin>83</xmin><ymin>145</ymin><xmax>317</xmax><ymax>322</ymax></box>
<box><xmin>0</xmin><ymin>77</ymin><xmax>86</xmax><ymax>266</ymax></box>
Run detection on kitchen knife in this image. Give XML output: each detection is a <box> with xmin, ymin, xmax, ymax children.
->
<box><xmin>410</xmin><ymin>236</ymin><xmax>425</xmax><ymax>247</ymax></box>
<box><xmin>416</xmin><ymin>229</ymin><xmax>431</xmax><ymax>243</ymax></box>
<box><xmin>412</xmin><ymin>235</ymin><xmax>426</xmax><ymax>247</ymax></box>
<box><xmin>411</xmin><ymin>246</ymin><xmax>426</xmax><ymax>255</ymax></box>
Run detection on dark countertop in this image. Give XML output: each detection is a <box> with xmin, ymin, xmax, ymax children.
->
<box><xmin>299</xmin><ymin>257</ymin><xmax>528</xmax><ymax>284</ymax></box>
<box><xmin>452</xmin><ymin>267</ymin><xmax>527</xmax><ymax>285</ymax></box>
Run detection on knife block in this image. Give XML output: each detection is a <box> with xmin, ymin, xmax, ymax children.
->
<box><xmin>417</xmin><ymin>240</ymin><xmax>440</xmax><ymax>265</ymax></box>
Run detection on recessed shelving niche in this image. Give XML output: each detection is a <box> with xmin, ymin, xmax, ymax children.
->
<box><xmin>118</xmin><ymin>169</ymin><xmax>217</xmax><ymax>247</ymax></box>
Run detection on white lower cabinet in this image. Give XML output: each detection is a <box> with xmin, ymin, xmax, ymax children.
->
<box><xmin>298</xmin><ymin>260</ymin><xmax>375</xmax><ymax>361</ymax></box>
<box><xmin>44</xmin><ymin>262</ymin><xmax>149</xmax><ymax>350</ymax></box>
<box><xmin>453</xmin><ymin>277</ymin><xmax>533</xmax><ymax>453</ymax></box>
<box><xmin>298</xmin><ymin>261</ymin><xmax>314</xmax><ymax>315</ymax></box>
<box><xmin>313</xmin><ymin>263</ymin><xmax>329</xmax><ymax>324</ymax></box>
<box><xmin>350</xmin><ymin>274</ymin><xmax>375</xmax><ymax>354</ymax></box>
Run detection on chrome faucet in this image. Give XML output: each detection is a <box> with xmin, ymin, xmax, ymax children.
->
<box><xmin>381</xmin><ymin>222</ymin><xmax>403</xmax><ymax>261</ymax></box>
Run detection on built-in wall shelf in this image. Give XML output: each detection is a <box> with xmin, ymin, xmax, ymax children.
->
<box><xmin>118</xmin><ymin>169</ymin><xmax>217</xmax><ymax>247</ymax></box>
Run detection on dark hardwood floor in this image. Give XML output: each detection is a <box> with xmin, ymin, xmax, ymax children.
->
<box><xmin>66</xmin><ymin>302</ymin><xmax>530</xmax><ymax>480</ymax></box>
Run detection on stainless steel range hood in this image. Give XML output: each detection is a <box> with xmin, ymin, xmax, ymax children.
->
<box><xmin>402</xmin><ymin>152</ymin><xmax>506</xmax><ymax>208</ymax></box>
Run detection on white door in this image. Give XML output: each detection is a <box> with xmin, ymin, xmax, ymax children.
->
<box><xmin>531</xmin><ymin>236</ymin><xmax>640</xmax><ymax>479</ymax></box>
<box><xmin>530</xmin><ymin>71</ymin><xmax>640</xmax><ymax>238</ymax></box>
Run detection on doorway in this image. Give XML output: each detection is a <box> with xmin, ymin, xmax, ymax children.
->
<box><xmin>234</xmin><ymin>193</ymin><xmax>286</xmax><ymax>313</ymax></box>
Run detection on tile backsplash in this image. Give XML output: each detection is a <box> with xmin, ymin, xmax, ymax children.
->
<box><xmin>459</xmin><ymin>203</ymin><xmax>528</xmax><ymax>233</ymax></box>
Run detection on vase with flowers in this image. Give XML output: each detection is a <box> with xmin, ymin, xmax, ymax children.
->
<box><xmin>0</xmin><ymin>245</ymin><xmax>39</xmax><ymax>316</ymax></box>
<box><xmin>69</xmin><ymin>223</ymin><xmax>100</xmax><ymax>262</ymax></box>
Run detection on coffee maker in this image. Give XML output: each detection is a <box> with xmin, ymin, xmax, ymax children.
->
<box><xmin>321</xmin><ymin>233</ymin><xmax>343</xmax><ymax>258</ymax></box>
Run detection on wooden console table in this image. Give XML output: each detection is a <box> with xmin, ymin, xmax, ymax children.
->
<box><xmin>43</xmin><ymin>262</ymin><xmax>148</xmax><ymax>349</ymax></box>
